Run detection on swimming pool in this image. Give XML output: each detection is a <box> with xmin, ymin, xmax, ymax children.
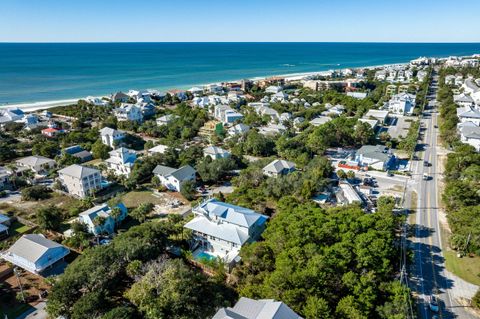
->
<box><xmin>195</xmin><ymin>251</ymin><xmax>216</xmax><ymax>261</ymax></box>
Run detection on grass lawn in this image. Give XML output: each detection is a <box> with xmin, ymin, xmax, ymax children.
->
<box><xmin>121</xmin><ymin>190</ymin><xmax>169</xmax><ymax>209</ymax></box>
<box><xmin>10</xmin><ymin>220</ymin><xmax>31</xmax><ymax>234</ymax></box>
<box><xmin>441</xmin><ymin>226</ymin><xmax>480</xmax><ymax>286</ymax></box>
<box><xmin>444</xmin><ymin>250</ymin><xmax>480</xmax><ymax>286</ymax></box>
<box><xmin>84</xmin><ymin>158</ymin><xmax>103</xmax><ymax>166</ymax></box>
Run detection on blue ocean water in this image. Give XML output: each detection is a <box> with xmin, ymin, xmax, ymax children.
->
<box><xmin>1</xmin><ymin>42</ymin><xmax>480</xmax><ymax>104</ymax></box>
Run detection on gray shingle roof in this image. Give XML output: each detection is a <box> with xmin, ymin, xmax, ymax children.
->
<box><xmin>16</xmin><ymin>156</ymin><xmax>55</xmax><ymax>168</ymax></box>
<box><xmin>212</xmin><ymin>297</ymin><xmax>302</xmax><ymax>319</ymax></box>
<box><xmin>263</xmin><ymin>160</ymin><xmax>296</xmax><ymax>175</ymax></box>
<box><xmin>6</xmin><ymin>234</ymin><xmax>67</xmax><ymax>264</ymax></box>
<box><xmin>58</xmin><ymin>164</ymin><xmax>100</xmax><ymax>179</ymax></box>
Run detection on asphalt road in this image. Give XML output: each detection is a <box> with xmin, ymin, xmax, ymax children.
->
<box><xmin>409</xmin><ymin>73</ymin><xmax>477</xmax><ymax>319</ymax></box>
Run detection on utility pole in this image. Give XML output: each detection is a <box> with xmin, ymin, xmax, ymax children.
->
<box><xmin>13</xmin><ymin>267</ymin><xmax>25</xmax><ymax>303</ymax></box>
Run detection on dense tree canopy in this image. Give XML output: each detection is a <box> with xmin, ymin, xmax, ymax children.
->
<box><xmin>232</xmin><ymin>198</ymin><xmax>408</xmax><ymax>319</ymax></box>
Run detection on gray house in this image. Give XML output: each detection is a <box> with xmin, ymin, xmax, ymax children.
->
<box><xmin>263</xmin><ymin>160</ymin><xmax>296</xmax><ymax>178</ymax></box>
<box><xmin>1</xmin><ymin>234</ymin><xmax>70</xmax><ymax>274</ymax></box>
<box><xmin>212</xmin><ymin>297</ymin><xmax>302</xmax><ymax>319</ymax></box>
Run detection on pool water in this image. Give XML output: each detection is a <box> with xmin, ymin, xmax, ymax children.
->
<box><xmin>196</xmin><ymin>251</ymin><xmax>216</xmax><ymax>261</ymax></box>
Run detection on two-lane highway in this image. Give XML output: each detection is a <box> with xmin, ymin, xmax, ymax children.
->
<box><xmin>410</xmin><ymin>72</ymin><xmax>477</xmax><ymax>319</ymax></box>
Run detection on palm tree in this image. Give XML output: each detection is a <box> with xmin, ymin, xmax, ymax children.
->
<box><xmin>110</xmin><ymin>207</ymin><xmax>122</xmax><ymax>228</ymax></box>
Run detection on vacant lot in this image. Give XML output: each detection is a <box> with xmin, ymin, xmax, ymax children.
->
<box><xmin>121</xmin><ymin>190</ymin><xmax>190</xmax><ymax>216</ymax></box>
<box><xmin>0</xmin><ymin>193</ymin><xmax>81</xmax><ymax>220</ymax></box>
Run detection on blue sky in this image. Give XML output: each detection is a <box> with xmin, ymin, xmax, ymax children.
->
<box><xmin>1</xmin><ymin>0</ymin><xmax>479</xmax><ymax>42</ymax></box>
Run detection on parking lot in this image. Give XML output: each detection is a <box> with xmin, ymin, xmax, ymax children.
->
<box><xmin>386</xmin><ymin>115</ymin><xmax>415</xmax><ymax>139</ymax></box>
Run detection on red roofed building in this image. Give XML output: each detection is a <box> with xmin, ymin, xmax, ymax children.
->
<box><xmin>41</xmin><ymin>127</ymin><xmax>61</xmax><ymax>138</ymax></box>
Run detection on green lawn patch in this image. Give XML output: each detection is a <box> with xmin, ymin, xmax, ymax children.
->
<box><xmin>10</xmin><ymin>220</ymin><xmax>31</xmax><ymax>235</ymax></box>
<box><xmin>440</xmin><ymin>225</ymin><xmax>480</xmax><ymax>286</ymax></box>
<box><xmin>444</xmin><ymin>250</ymin><xmax>480</xmax><ymax>286</ymax></box>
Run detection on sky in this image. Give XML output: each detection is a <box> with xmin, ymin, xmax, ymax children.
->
<box><xmin>1</xmin><ymin>0</ymin><xmax>479</xmax><ymax>43</ymax></box>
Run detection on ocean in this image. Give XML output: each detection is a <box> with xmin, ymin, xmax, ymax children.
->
<box><xmin>1</xmin><ymin>42</ymin><xmax>480</xmax><ymax>105</ymax></box>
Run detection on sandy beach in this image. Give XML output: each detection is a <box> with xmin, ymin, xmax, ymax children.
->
<box><xmin>0</xmin><ymin>61</ymin><xmax>410</xmax><ymax>113</ymax></box>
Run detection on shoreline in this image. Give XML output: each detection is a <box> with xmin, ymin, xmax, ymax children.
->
<box><xmin>0</xmin><ymin>59</ymin><xmax>439</xmax><ymax>113</ymax></box>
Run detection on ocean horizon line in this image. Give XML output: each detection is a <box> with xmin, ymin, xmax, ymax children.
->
<box><xmin>2</xmin><ymin>41</ymin><xmax>480</xmax><ymax>44</ymax></box>
<box><xmin>1</xmin><ymin>42</ymin><xmax>479</xmax><ymax>106</ymax></box>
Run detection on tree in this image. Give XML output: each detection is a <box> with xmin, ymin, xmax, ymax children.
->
<box><xmin>21</xmin><ymin>185</ymin><xmax>51</xmax><ymax>201</ymax></box>
<box><xmin>354</xmin><ymin>121</ymin><xmax>375</xmax><ymax>145</ymax></box>
<box><xmin>196</xmin><ymin>157</ymin><xmax>237</xmax><ymax>184</ymax></box>
<box><xmin>233</xmin><ymin>201</ymin><xmax>407</xmax><ymax>318</ymax></box>
<box><xmin>130</xmin><ymin>203</ymin><xmax>154</xmax><ymax>223</ymax></box>
<box><xmin>337</xmin><ymin>169</ymin><xmax>347</xmax><ymax>179</ymax></box>
<box><xmin>37</xmin><ymin>205</ymin><xmax>63</xmax><ymax>231</ymax></box>
<box><xmin>91</xmin><ymin>139</ymin><xmax>112</xmax><ymax>160</ymax></box>
<box><xmin>180</xmin><ymin>180</ymin><xmax>196</xmax><ymax>201</ymax></box>
<box><xmin>110</xmin><ymin>207</ymin><xmax>122</xmax><ymax>228</ymax></box>
<box><xmin>125</xmin><ymin>258</ymin><xmax>234</xmax><ymax>319</ymax></box>
<box><xmin>346</xmin><ymin>170</ymin><xmax>356</xmax><ymax>180</ymax></box>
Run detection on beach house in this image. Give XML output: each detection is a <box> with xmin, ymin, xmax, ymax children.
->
<box><xmin>16</xmin><ymin>155</ymin><xmax>56</xmax><ymax>174</ymax></box>
<box><xmin>114</xmin><ymin>104</ymin><xmax>143</xmax><ymax>122</ymax></box>
<box><xmin>105</xmin><ymin>147</ymin><xmax>137</xmax><ymax>177</ymax></box>
<box><xmin>212</xmin><ymin>297</ymin><xmax>302</xmax><ymax>319</ymax></box>
<box><xmin>58</xmin><ymin>164</ymin><xmax>102</xmax><ymax>198</ymax></box>
<box><xmin>214</xmin><ymin>105</ymin><xmax>244</xmax><ymax>124</ymax></box>
<box><xmin>203</xmin><ymin>146</ymin><xmax>231</xmax><ymax>160</ymax></box>
<box><xmin>263</xmin><ymin>159</ymin><xmax>296</xmax><ymax>178</ymax></box>
<box><xmin>184</xmin><ymin>199</ymin><xmax>268</xmax><ymax>265</ymax></box>
<box><xmin>387</xmin><ymin>93</ymin><xmax>416</xmax><ymax>115</ymax></box>
<box><xmin>153</xmin><ymin>164</ymin><xmax>196</xmax><ymax>192</ymax></box>
<box><xmin>100</xmin><ymin>127</ymin><xmax>125</xmax><ymax>148</ymax></box>
<box><xmin>78</xmin><ymin>203</ymin><xmax>128</xmax><ymax>235</ymax></box>
<box><xmin>1</xmin><ymin>234</ymin><xmax>70</xmax><ymax>274</ymax></box>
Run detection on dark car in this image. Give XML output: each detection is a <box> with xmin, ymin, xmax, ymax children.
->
<box><xmin>424</xmin><ymin>161</ymin><xmax>430</xmax><ymax>167</ymax></box>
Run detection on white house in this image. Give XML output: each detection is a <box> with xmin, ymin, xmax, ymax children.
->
<box><xmin>58</xmin><ymin>164</ymin><xmax>102</xmax><ymax>198</ymax></box>
<box><xmin>114</xmin><ymin>104</ymin><xmax>143</xmax><ymax>122</ymax></box>
<box><xmin>258</xmin><ymin>123</ymin><xmax>286</xmax><ymax>136</ymax></box>
<box><xmin>16</xmin><ymin>156</ymin><xmax>56</xmax><ymax>174</ymax></box>
<box><xmin>336</xmin><ymin>183</ymin><xmax>363</xmax><ymax>206</ymax></box>
<box><xmin>310</xmin><ymin>116</ymin><xmax>332</xmax><ymax>127</ymax></box>
<box><xmin>0</xmin><ymin>108</ymin><xmax>25</xmax><ymax>126</ymax></box>
<box><xmin>105</xmin><ymin>147</ymin><xmax>137</xmax><ymax>177</ymax></box>
<box><xmin>212</xmin><ymin>297</ymin><xmax>302</xmax><ymax>319</ymax></box>
<box><xmin>1</xmin><ymin>234</ymin><xmax>69</xmax><ymax>274</ymax></box>
<box><xmin>203</xmin><ymin>146</ymin><xmax>231</xmax><ymax>160</ymax></box>
<box><xmin>263</xmin><ymin>160</ymin><xmax>296</xmax><ymax>178</ymax></box>
<box><xmin>364</xmin><ymin>109</ymin><xmax>390</xmax><ymax>124</ymax></box>
<box><xmin>228</xmin><ymin>123</ymin><xmax>250</xmax><ymax>136</ymax></box>
<box><xmin>458</xmin><ymin>122</ymin><xmax>480</xmax><ymax>151</ymax></box>
<box><xmin>457</xmin><ymin>106</ymin><xmax>480</xmax><ymax>126</ymax></box>
<box><xmin>156</xmin><ymin>114</ymin><xmax>178</xmax><ymax>126</ymax></box>
<box><xmin>148</xmin><ymin>144</ymin><xmax>170</xmax><ymax>155</ymax></box>
<box><xmin>184</xmin><ymin>199</ymin><xmax>268</xmax><ymax>264</ymax></box>
<box><xmin>347</xmin><ymin>92</ymin><xmax>368</xmax><ymax>99</ymax></box>
<box><xmin>214</xmin><ymin>105</ymin><xmax>243</xmax><ymax>124</ymax></box>
<box><xmin>454</xmin><ymin>93</ymin><xmax>475</xmax><ymax>108</ymax></box>
<box><xmin>78</xmin><ymin>203</ymin><xmax>128</xmax><ymax>235</ymax></box>
<box><xmin>265</xmin><ymin>86</ymin><xmax>282</xmax><ymax>94</ymax></box>
<box><xmin>153</xmin><ymin>165</ymin><xmax>196</xmax><ymax>192</ymax></box>
<box><xmin>85</xmin><ymin>96</ymin><xmax>108</xmax><ymax>106</ymax></box>
<box><xmin>387</xmin><ymin>93</ymin><xmax>416</xmax><ymax>115</ymax></box>
<box><xmin>100</xmin><ymin>127</ymin><xmax>125</xmax><ymax>148</ymax></box>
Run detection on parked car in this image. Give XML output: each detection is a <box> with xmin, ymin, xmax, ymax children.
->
<box><xmin>423</xmin><ymin>160</ymin><xmax>430</xmax><ymax>167</ymax></box>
